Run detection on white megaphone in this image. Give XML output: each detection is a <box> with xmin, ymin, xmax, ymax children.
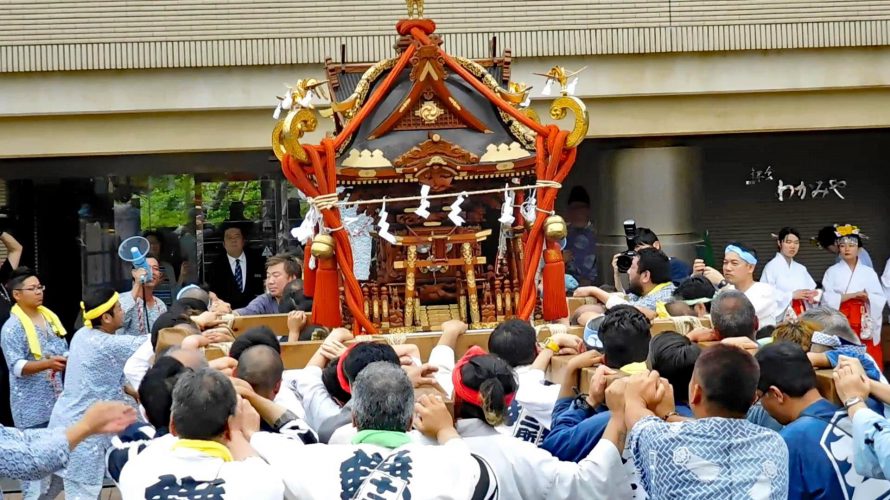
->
<box><xmin>118</xmin><ymin>236</ymin><xmax>153</xmax><ymax>283</ymax></box>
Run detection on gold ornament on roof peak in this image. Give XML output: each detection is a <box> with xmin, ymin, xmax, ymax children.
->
<box><xmin>406</xmin><ymin>0</ymin><xmax>424</xmax><ymax>18</ymax></box>
<box><xmin>534</xmin><ymin>66</ymin><xmax>586</xmax><ymax>96</ymax></box>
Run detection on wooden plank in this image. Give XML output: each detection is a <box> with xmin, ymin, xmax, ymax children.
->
<box><xmin>231</xmin><ymin>314</ymin><xmax>291</xmax><ymax>336</ymax></box>
<box><xmin>566</xmin><ymin>297</ymin><xmax>596</xmax><ymax>317</ymax></box>
<box><xmin>815</xmin><ymin>369</ymin><xmax>841</xmax><ymax>405</ymax></box>
<box><xmin>651</xmin><ymin>317</ymin><xmax>713</xmax><ymax>336</ymax></box>
<box><xmin>546</xmin><ymin>354</ymin><xmax>581</xmax><ymax>388</ymax></box>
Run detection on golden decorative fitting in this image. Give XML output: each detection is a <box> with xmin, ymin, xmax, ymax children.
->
<box><xmin>310</xmin><ymin>234</ymin><xmax>336</xmax><ymax>259</ymax></box>
<box><xmin>497</xmin><ymin>81</ymin><xmax>531</xmax><ymax>107</ymax></box>
<box><xmin>544</xmin><ymin>215</ymin><xmax>568</xmax><ymax>241</ymax></box>
<box><xmin>550</xmin><ymin>95</ymin><xmax>589</xmax><ymax>148</ymax></box>
<box><xmin>272</xmin><ymin>108</ymin><xmax>318</xmax><ymax>163</ymax></box>
<box><xmin>415</xmin><ymin>100</ymin><xmax>445</xmax><ymax>124</ymax></box>
<box><xmin>406</xmin><ymin>0</ymin><xmax>424</xmax><ymax>18</ymax></box>
<box><xmin>534</xmin><ymin>66</ymin><xmax>585</xmax><ymax>96</ymax></box>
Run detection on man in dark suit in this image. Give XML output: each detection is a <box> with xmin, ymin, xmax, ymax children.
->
<box><xmin>206</xmin><ymin>222</ymin><xmax>265</xmax><ymax>309</ymax></box>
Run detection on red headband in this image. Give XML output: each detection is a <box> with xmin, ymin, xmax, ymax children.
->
<box><xmin>451</xmin><ymin>346</ymin><xmax>516</xmax><ymax>408</ymax></box>
<box><xmin>336</xmin><ymin>344</ymin><xmax>359</xmax><ymax>394</ymax></box>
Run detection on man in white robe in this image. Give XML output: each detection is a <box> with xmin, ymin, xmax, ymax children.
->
<box><xmin>694</xmin><ymin>242</ymin><xmax>777</xmax><ymax>328</ymax></box>
<box><xmin>117</xmin><ymin>368</ymin><xmax>284</xmax><ymax>500</ymax></box>
<box><xmin>250</xmin><ymin>362</ymin><xmax>492</xmax><ymax>500</ymax></box>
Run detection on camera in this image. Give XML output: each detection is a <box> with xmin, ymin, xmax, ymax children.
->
<box><xmin>615</xmin><ymin>219</ymin><xmax>637</xmax><ymax>273</ymax></box>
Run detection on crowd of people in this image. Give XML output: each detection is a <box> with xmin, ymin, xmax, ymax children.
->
<box><xmin>2</xmin><ymin>210</ymin><xmax>890</xmax><ymax>499</ymax></box>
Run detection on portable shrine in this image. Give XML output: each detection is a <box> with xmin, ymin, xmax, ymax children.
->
<box><xmin>273</xmin><ymin>0</ymin><xmax>589</xmax><ymax>334</ymax></box>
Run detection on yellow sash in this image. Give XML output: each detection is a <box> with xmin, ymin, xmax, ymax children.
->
<box><xmin>10</xmin><ymin>304</ymin><xmax>67</xmax><ymax>360</ymax></box>
<box><xmin>172</xmin><ymin>439</ymin><xmax>234</xmax><ymax>462</ymax></box>
<box><xmin>647</xmin><ymin>282</ymin><xmax>673</xmax><ymax>319</ymax></box>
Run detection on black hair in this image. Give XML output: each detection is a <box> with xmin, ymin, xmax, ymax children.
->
<box><xmin>139</xmin><ymin>356</ymin><xmax>190</xmax><ymax>429</ymax></box>
<box><xmin>278</xmin><ymin>280</ymin><xmax>313</xmax><ymax>313</ymax></box>
<box><xmin>777</xmin><ymin>227</ymin><xmax>801</xmax><ymax>243</ymax></box>
<box><xmin>755</xmin><ymin>342</ymin><xmax>817</xmax><ymax>398</ymax></box>
<box><xmin>567</xmin><ymin>186</ymin><xmax>590</xmax><ymax>207</ymax></box>
<box><xmin>816</xmin><ymin>226</ymin><xmax>838</xmax><ymax>249</ymax></box>
<box><xmin>488</xmin><ymin>319</ymin><xmax>537</xmax><ymax>367</ymax></box>
<box><xmin>599</xmin><ymin>305</ymin><xmax>651</xmax><ymax>369</ymax></box>
<box><xmin>635</xmin><ymin>247</ymin><xmax>671</xmax><ymax>284</ymax></box>
<box><xmin>633</xmin><ymin>227</ymin><xmax>659</xmax><ymax>247</ymax></box>
<box><xmin>150</xmin><ymin>310</ymin><xmax>195</xmax><ymax>349</ymax></box>
<box><xmin>726</xmin><ymin>241</ymin><xmax>758</xmax><ymax>262</ymax></box>
<box><xmin>673</xmin><ymin>276</ymin><xmax>716</xmax><ymax>312</ymax></box>
<box><xmin>236</xmin><ymin>345</ymin><xmax>284</xmax><ymax>397</ymax></box>
<box><xmin>755</xmin><ymin>325</ymin><xmax>776</xmax><ymax>340</ymax></box>
<box><xmin>229</xmin><ymin>326</ymin><xmax>281</xmax><ymax>361</ymax></box>
<box><xmin>455</xmin><ymin>354</ymin><xmax>519</xmax><ymax>427</ymax></box>
<box><xmin>170</xmin><ymin>368</ymin><xmax>237</xmax><ymax>440</ymax></box>
<box><xmin>82</xmin><ymin>287</ymin><xmax>118</xmax><ymax>323</ymax></box>
<box><xmin>694</xmin><ymin>344</ymin><xmax>759</xmax><ymax>416</ymax></box>
<box><xmin>342</xmin><ymin>343</ymin><xmax>400</xmax><ymax>385</ymax></box>
<box><xmin>7</xmin><ymin>266</ymin><xmax>37</xmax><ymax>298</ymax></box>
<box><xmin>711</xmin><ymin>290</ymin><xmax>757</xmax><ymax>339</ymax></box>
<box><xmin>647</xmin><ymin>332</ymin><xmax>701</xmax><ymax>404</ymax></box>
<box><xmin>220</xmin><ymin>221</ymin><xmax>248</xmax><ymax>239</ymax></box>
<box><xmin>322</xmin><ymin>359</ymin><xmax>351</xmax><ymax>405</ymax></box>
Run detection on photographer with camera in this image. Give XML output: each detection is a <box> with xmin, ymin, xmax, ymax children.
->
<box><xmin>0</xmin><ymin>217</ymin><xmax>25</xmax><ymax>427</ymax></box>
<box><xmin>574</xmin><ymin>247</ymin><xmax>676</xmax><ymax>320</ymax></box>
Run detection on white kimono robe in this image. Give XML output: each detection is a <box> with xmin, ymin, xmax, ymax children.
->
<box><xmin>822</xmin><ymin>261</ymin><xmax>885</xmax><ymax>344</ymax></box>
<box><xmin>882</xmin><ymin>257</ymin><xmax>890</xmax><ymax>308</ymax></box>
<box><xmin>760</xmin><ymin>253</ymin><xmax>818</xmax><ymax>320</ymax></box>
<box><xmin>724</xmin><ymin>282</ymin><xmax>778</xmax><ymax>328</ymax></box>
<box><xmin>117</xmin><ymin>434</ymin><xmax>285</xmax><ymax>500</ymax></box>
<box><xmin>250</xmin><ymin>431</ymin><xmax>487</xmax><ymax>500</ymax></box>
<box><xmin>412</xmin><ymin>419</ymin><xmax>634</xmax><ymax>499</ymax></box>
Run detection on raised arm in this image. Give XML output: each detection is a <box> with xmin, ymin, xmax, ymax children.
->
<box><xmin>0</xmin><ymin>231</ymin><xmax>23</xmax><ymax>269</ymax></box>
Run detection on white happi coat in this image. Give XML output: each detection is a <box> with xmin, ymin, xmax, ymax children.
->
<box><xmin>760</xmin><ymin>253</ymin><xmax>818</xmax><ymax>320</ymax></box>
<box><xmin>822</xmin><ymin>260</ymin><xmax>885</xmax><ymax>344</ymax></box>
<box><xmin>250</xmin><ymin>431</ymin><xmax>488</xmax><ymax>500</ymax></box>
<box><xmin>413</xmin><ymin>419</ymin><xmax>634</xmax><ymax>500</ymax></box>
<box><xmin>117</xmin><ymin>434</ymin><xmax>285</xmax><ymax>500</ymax></box>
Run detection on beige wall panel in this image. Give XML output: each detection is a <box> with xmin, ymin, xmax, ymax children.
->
<box><xmin>575</xmin><ymin>88</ymin><xmax>890</xmax><ymax>137</ymax></box>
<box><xmin>3</xmin><ymin>47</ymin><xmax>890</xmax><ymax>118</ymax></box>
<box><xmin>0</xmin><ymin>109</ymin><xmax>331</xmax><ymax>158</ymax></box>
<box><xmin>1</xmin><ymin>1</ymin><xmax>889</xmax><ymax>72</ymax></box>
<box><xmin>2</xmin><ymin>89</ymin><xmax>890</xmax><ymax>158</ymax></box>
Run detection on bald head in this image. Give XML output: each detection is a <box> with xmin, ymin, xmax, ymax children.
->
<box><xmin>164</xmin><ymin>347</ymin><xmax>208</xmax><ymax>371</ymax></box>
<box><xmin>236</xmin><ymin>345</ymin><xmax>284</xmax><ymax>399</ymax></box>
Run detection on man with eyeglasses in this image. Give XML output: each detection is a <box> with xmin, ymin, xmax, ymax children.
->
<box><xmin>0</xmin><ymin>267</ymin><xmax>69</xmax><ymax>499</ymax></box>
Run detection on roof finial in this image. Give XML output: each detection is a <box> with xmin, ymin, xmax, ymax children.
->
<box><xmin>406</xmin><ymin>0</ymin><xmax>424</xmax><ymax>18</ymax></box>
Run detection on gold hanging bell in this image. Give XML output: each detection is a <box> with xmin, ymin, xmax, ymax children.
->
<box><xmin>310</xmin><ymin>234</ymin><xmax>336</xmax><ymax>259</ymax></box>
<box><xmin>544</xmin><ymin>215</ymin><xmax>568</xmax><ymax>241</ymax></box>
